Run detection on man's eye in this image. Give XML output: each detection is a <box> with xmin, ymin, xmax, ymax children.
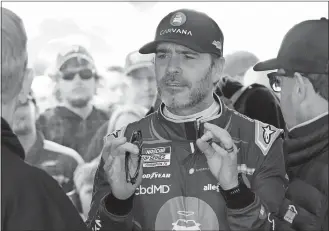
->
<box><xmin>156</xmin><ymin>53</ymin><xmax>167</xmax><ymax>59</ymax></box>
<box><xmin>184</xmin><ymin>54</ymin><xmax>195</xmax><ymax>60</ymax></box>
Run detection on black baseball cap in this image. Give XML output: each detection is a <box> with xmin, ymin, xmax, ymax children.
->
<box><xmin>254</xmin><ymin>18</ymin><xmax>329</xmax><ymax>74</ymax></box>
<box><xmin>139</xmin><ymin>9</ymin><xmax>224</xmax><ymax>57</ymax></box>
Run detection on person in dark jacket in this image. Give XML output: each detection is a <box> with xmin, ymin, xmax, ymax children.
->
<box><xmin>37</xmin><ymin>45</ymin><xmax>109</xmax><ymax>160</ymax></box>
<box><xmin>254</xmin><ymin>17</ymin><xmax>328</xmax><ymax>231</ymax></box>
<box><xmin>216</xmin><ymin>51</ymin><xmax>286</xmax><ymax>130</ymax></box>
<box><xmin>1</xmin><ymin>7</ymin><xmax>87</xmax><ymax>230</ymax></box>
<box><xmin>84</xmin><ymin>51</ymin><xmax>157</xmax><ymax>162</ymax></box>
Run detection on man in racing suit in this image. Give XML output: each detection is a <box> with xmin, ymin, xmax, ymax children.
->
<box><xmin>86</xmin><ymin>9</ymin><xmax>287</xmax><ymax>231</ymax></box>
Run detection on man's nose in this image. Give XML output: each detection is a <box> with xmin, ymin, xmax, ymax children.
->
<box><xmin>72</xmin><ymin>73</ymin><xmax>81</xmax><ymax>82</ymax></box>
<box><xmin>166</xmin><ymin>55</ymin><xmax>182</xmax><ymax>76</ymax></box>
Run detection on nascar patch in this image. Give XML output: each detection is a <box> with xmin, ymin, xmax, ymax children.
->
<box><xmin>255</xmin><ymin>120</ymin><xmax>283</xmax><ymax>156</ymax></box>
<box><xmin>142</xmin><ymin>146</ymin><xmax>171</xmax><ymax>168</ymax></box>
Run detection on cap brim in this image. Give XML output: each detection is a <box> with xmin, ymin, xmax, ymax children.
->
<box><xmin>253</xmin><ymin>58</ymin><xmax>280</xmax><ymax>71</ymax></box>
<box><xmin>124</xmin><ymin>62</ymin><xmax>154</xmax><ymax>75</ymax></box>
<box><xmin>139</xmin><ymin>38</ymin><xmax>204</xmax><ymax>54</ymax></box>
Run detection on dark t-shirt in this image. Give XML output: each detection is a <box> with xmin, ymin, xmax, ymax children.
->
<box><xmin>37</xmin><ymin>106</ymin><xmax>109</xmax><ymax>161</ymax></box>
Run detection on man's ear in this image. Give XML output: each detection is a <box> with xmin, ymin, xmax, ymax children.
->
<box><xmin>18</xmin><ymin>68</ymin><xmax>34</xmax><ymax>104</ymax></box>
<box><xmin>211</xmin><ymin>56</ymin><xmax>225</xmax><ymax>85</ymax></box>
<box><xmin>294</xmin><ymin>72</ymin><xmax>307</xmax><ymax>102</ymax></box>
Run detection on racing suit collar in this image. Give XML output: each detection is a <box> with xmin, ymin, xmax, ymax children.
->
<box><xmin>158</xmin><ymin>93</ymin><xmax>224</xmax><ymax>123</ymax></box>
<box><xmin>155</xmin><ymin>94</ymin><xmax>231</xmax><ymax>141</ymax></box>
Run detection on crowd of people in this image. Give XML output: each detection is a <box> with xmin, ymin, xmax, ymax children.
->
<box><xmin>1</xmin><ymin>6</ymin><xmax>328</xmax><ymax>231</ymax></box>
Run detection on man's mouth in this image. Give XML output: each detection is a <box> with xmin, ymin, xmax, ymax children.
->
<box><xmin>165</xmin><ymin>82</ymin><xmax>186</xmax><ymax>88</ymax></box>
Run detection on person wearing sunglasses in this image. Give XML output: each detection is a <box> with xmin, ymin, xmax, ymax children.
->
<box><xmin>1</xmin><ymin>7</ymin><xmax>88</xmax><ymax>230</ymax></box>
<box><xmin>87</xmin><ymin>9</ymin><xmax>287</xmax><ymax>231</ymax></box>
<box><xmin>254</xmin><ymin>18</ymin><xmax>328</xmax><ymax>231</ymax></box>
<box><xmin>37</xmin><ymin>45</ymin><xmax>109</xmax><ymax>161</ymax></box>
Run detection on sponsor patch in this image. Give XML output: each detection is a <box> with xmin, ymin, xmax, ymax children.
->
<box><xmin>142</xmin><ymin>172</ymin><xmax>171</xmax><ymax>180</ymax></box>
<box><xmin>212</xmin><ymin>40</ymin><xmax>222</xmax><ymax>51</ymax></box>
<box><xmin>233</xmin><ymin>110</ymin><xmax>255</xmax><ymax>122</ymax></box>
<box><xmin>135</xmin><ymin>184</ymin><xmax>171</xmax><ymax>195</ymax></box>
<box><xmin>284</xmin><ymin>205</ymin><xmax>298</xmax><ymax>224</ymax></box>
<box><xmin>203</xmin><ymin>184</ymin><xmax>220</xmax><ymax>192</ymax></box>
<box><xmin>103</xmin><ymin>127</ymin><xmax>125</xmax><ymax>144</ymax></box>
<box><xmin>142</xmin><ymin>146</ymin><xmax>171</xmax><ymax>167</ymax></box>
<box><xmin>159</xmin><ymin>28</ymin><xmax>192</xmax><ymax>36</ymax></box>
<box><xmin>255</xmin><ymin>120</ymin><xmax>283</xmax><ymax>156</ymax></box>
<box><xmin>170</xmin><ymin>12</ymin><xmax>186</xmax><ymax>26</ymax></box>
<box><xmin>259</xmin><ymin>205</ymin><xmax>267</xmax><ymax>220</ymax></box>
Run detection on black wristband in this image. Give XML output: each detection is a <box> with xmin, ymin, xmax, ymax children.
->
<box><xmin>219</xmin><ymin>173</ymin><xmax>255</xmax><ymax>209</ymax></box>
<box><xmin>105</xmin><ymin>193</ymin><xmax>134</xmax><ymax>216</ymax></box>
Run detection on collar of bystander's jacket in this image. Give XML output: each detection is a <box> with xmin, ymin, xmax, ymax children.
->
<box><xmin>283</xmin><ymin>114</ymin><xmax>328</xmax><ymax>167</ymax></box>
<box><xmin>26</xmin><ymin>130</ymin><xmax>45</xmax><ymax>158</ymax></box>
<box><xmin>1</xmin><ymin>117</ymin><xmax>25</xmax><ymax>160</ymax></box>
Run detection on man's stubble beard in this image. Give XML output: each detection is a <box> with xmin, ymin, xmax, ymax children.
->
<box><xmin>13</xmin><ymin>119</ymin><xmax>33</xmax><ymax>136</ymax></box>
<box><xmin>67</xmin><ymin>96</ymin><xmax>92</xmax><ymax>108</ymax></box>
<box><xmin>158</xmin><ymin>66</ymin><xmax>213</xmax><ymax>110</ymax></box>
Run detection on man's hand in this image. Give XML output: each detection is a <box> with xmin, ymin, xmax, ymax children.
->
<box><xmin>101</xmin><ymin>135</ymin><xmax>143</xmax><ymax>200</ymax></box>
<box><xmin>196</xmin><ymin>122</ymin><xmax>238</xmax><ymax>190</ymax></box>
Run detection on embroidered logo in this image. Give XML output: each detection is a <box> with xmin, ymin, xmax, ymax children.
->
<box><xmin>212</xmin><ymin>40</ymin><xmax>222</xmax><ymax>50</ymax></box>
<box><xmin>262</xmin><ymin>125</ymin><xmax>275</xmax><ymax>144</ymax></box>
<box><xmin>170</xmin><ymin>12</ymin><xmax>187</xmax><ymax>26</ymax></box>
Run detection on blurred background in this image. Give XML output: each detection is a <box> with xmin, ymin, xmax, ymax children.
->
<box><xmin>2</xmin><ymin>2</ymin><xmax>328</xmax><ymax>221</ymax></box>
<box><xmin>3</xmin><ymin>1</ymin><xmax>328</xmax><ymax>73</ymax></box>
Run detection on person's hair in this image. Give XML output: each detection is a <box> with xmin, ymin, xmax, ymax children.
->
<box><xmin>210</xmin><ymin>54</ymin><xmax>220</xmax><ymax>67</ymax></box>
<box><xmin>305</xmin><ymin>73</ymin><xmax>328</xmax><ymax>101</ymax></box>
<box><xmin>1</xmin><ymin>7</ymin><xmax>28</xmax><ymax>103</ymax></box>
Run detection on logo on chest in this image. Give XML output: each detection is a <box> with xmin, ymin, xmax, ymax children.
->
<box><xmin>142</xmin><ymin>146</ymin><xmax>171</xmax><ymax>167</ymax></box>
<box><xmin>203</xmin><ymin>184</ymin><xmax>220</xmax><ymax>192</ymax></box>
<box><xmin>142</xmin><ymin>172</ymin><xmax>171</xmax><ymax>180</ymax></box>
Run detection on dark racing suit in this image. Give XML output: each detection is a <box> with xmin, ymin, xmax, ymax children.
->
<box><xmin>86</xmin><ymin>95</ymin><xmax>287</xmax><ymax>231</ymax></box>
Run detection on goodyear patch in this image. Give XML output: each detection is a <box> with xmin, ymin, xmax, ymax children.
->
<box><xmin>255</xmin><ymin>120</ymin><xmax>283</xmax><ymax>156</ymax></box>
<box><xmin>142</xmin><ymin>146</ymin><xmax>171</xmax><ymax>168</ymax></box>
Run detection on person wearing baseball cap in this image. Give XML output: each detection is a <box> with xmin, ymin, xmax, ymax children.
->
<box><xmin>254</xmin><ymin>18</ymin><xmax>328</xmax><ymax>231</ymax></box>
<box><xmin>87</xmin><ymin>9</ymin><xmax>286</xmax><ymax>231</ymax></box>
<box><xmin>38</xmin><ymin>45</ymin><xmax>109</xmax><ymax>161</ymax></box>
<box><xmin>124</xmin><ymin>50</ymin><xmax>157</xmax><ymax>111</ymax></box>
